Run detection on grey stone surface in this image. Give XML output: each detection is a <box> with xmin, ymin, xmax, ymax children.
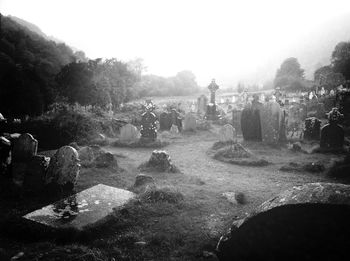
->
<box><xmin>217</xmin><ymin>183</ymin><xmax>350</xmax><ymax>261</ymax></box>
<box><xmin>45</xmin><ymin>146</ymin><xmax>80</xmax><ymax>187</ymax></box>
<box><xmin>23</xmin><ymin>184</ymin><xmax>135</xmax><ymax>230</ymax></box>
<box><xmin>24</xmin><ymin>155</ymin><xmax>50</xmax><ymax>191</ymax></box>
<box><xmin>119</xmin><ymin>123</ymin><xmax>140</xmax><ymax>143</ymax></box>
<box><xmin>12</xmin><ymin>133</ymin><xmax>38</xmax><ymax>162</ymax></box>
<box><xmin>218</xmin><ymin>124</ymin><xmax>236</xmax><ymax>143</ymax></box>
<box><xmin>183</xmin><ymin>113</ymin><xmax>197</xmax><ymax>131</ymax></box>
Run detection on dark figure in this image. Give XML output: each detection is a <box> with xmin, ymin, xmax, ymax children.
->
<box><xmin>170</xmin><ymin>109</ymin><xmax>182</xmax><ymax>132</ymax></box>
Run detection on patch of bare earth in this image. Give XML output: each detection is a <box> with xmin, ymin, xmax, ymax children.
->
<box><xmin>0</xmin><ymin>125</ymin><xmax>342</xmax><ymax>260</ymax></box>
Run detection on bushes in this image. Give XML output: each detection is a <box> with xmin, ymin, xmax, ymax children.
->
<box><xmin>13</xmin><ymin>103</ymin><xmax>119</xmax><ymax>149</ymax></box>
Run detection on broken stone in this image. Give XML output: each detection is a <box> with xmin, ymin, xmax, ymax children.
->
<box><xmin>134</xmin><ymin>174</ymin><xmax>155</xmax><ymax>187</ymax></box>
<box><xmin>139</xmin><ymin>150</ymin><xmax>178</xmax><ymax>173</ymax></box>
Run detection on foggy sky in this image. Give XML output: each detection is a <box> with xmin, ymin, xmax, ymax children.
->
<box><xmin>1</xmin><ymin>0</ymin><xmax>350</xmax><ymax>87</ymax></box>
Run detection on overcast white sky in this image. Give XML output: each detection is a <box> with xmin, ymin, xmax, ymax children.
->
<box><xmin>1</xmin><ymin>0</ymin><xmax>350</xmax><ymax>86</ymax></box>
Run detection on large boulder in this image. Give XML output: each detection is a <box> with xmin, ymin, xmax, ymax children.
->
<box><xmin>217</xmin><ymin>183</ymin><xmax>350</xmax><ymax>261</ymax></box>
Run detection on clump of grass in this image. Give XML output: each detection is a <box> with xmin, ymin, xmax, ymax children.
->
<box><xmin>139</xmin><ymin>186</ymin><xmax>184</xmax><ymax>204</ymax></box>
<box><xmin>113</xmin><ymin>139</ymin><xmax>169</xmax><ymax>148</ymax></box>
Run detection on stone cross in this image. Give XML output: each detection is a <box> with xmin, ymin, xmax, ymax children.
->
<box><xmin>208</xmin><ymin>79</ymin><xmax>219</xmax><ymax>104</ymax></box>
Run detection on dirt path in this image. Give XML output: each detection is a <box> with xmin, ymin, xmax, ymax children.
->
<box><xmin>101</xmin><ymin>127</ymin><xmax>337</xmax><ymax>259</ymax></box>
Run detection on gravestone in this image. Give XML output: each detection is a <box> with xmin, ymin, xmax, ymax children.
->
<box><xmin>206</xmin><ymin>79</ymin><xmax>220</xmax><ymax>120</ymax></box>
<box><xmin>23</xmin><ymin>184</ymin><xmax>135</xmax><ymax>231</ymax></box>
<box><xmin>119</xmin><ymin>123</ymin><xmax>140</xmax><ymax>143</ymax></box>
<box><xmin>197</xmin><ymin>95</ymin><xmax>208</xmax><ymax>114</ymax></box>
<box><xmin>183</xmin><ymin>113</ymin><xmax>197</xmax><ymax>131</ymax></box>
<box><xmin>140</xmin><ymin>111</ymin><xmax>158</xmax><ymax>141</ymax></box>
<box><xmin>316</xmin><ymin>103</ymin><xmax>326</xmax><ymax>119</ymax></box>
<box><xmin>303</xmin><ymin>117</ymin><xmax>321</xmax><ymax>140</ymax></box>
<box><xmin>170</xmin><ymin>124</ymin><xmax>179</xmax><ymax>134</ymax></box>
<box><xmin>320</xmin><ymin>108</ymin><xmax>344</xmax><ymax>149</ymax></box>
<box><xmin>12</xmin><ymin>133</ymin><xmax>38</xmax><ymax>162</ymax></box>
<box><xmin>231</xmin><ymin>109</ymin><xmax>242</xmax><ymax>135</ymax></box>
<box><xmin>12</xmin><ymin>133</ymin><xmax>38</xmax><ymax>186</ymax></box>
<box><xmin>159</xmin><ymin>112</ymin><xmax>172</xmax><ymax>131</ymax></box>
<box><xmin>219</xmin><ymin>124</ymin><xmax>236</xmax><ymax>143</ymax></box>
<box><xmin>260</xmin><ymin>101</ymin><xmax>281</xmax><ymax>144</ymax></box>
<box><xmin>23</xmin><ymin>155</ymin><xmax>50</xmax><ymax>191</ymax></box>
<box><xmin>241</xmin><ymin>103</ymin><xmax>262</xmax><ymax>141</ymax></box>
<box><xmin>45</xmin><ymin>146</ymin><xmax>80</xmax><ymax>189</ymax></box>
<box><xmin>170</xmin><ymin>109</ymin><xmax>182</xmax><ymax>131</ymax></box>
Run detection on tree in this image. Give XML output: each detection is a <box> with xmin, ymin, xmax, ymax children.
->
<box><xmin>274</xmin><ymin>57</ymin><xmax>305</xmax><ymax>91</ymax></box>
<box><xmin>331</xmin><ymin>41</ymin><xmax>350</xmax><ymax>80</ymax></box>
<box><xmin>314</xmin><ymin>65</ymin><xmax>345</xmax><ymax>89</ymax></box>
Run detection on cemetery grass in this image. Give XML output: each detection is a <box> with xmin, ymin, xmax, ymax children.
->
<box><xmin>0</xmin><ymin>126</ymin><xmax>346</xmax><ymax>260</ymax></box>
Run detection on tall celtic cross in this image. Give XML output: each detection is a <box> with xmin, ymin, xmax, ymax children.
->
<box><xmin>208</xmin><ymin>79</ymin><xmax>219</xmax><ymax>104</ymax></box>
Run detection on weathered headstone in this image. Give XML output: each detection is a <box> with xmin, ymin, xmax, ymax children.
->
<box><xmin>12</xmin><ymin>133</ymin><xmax>38</xmax><ymax>186</ymax></box>
<box><xmin>303</xmin><ymin>117</ymin><xmax>321</xmax><ymax>140</ymax></box>
<box><xmin>12</xmin><ymin>133</ymin><xmax>38</xmax><ymax>162</ymax></box>
<box><xmin>231</xmin><ymin>108</ymin><xmax>242</xmax><ymax>135</ymax></box>
<box><xmin>170</xmin><ymin>109</ymin><xmax>182</xmax><ymax>131</ymax></box>
<box><xmin>241</xmin><ymin>102</ymin><xmax>262</xmax><ymax>141</ymax></box>
<box><xmin>170</xmin><ymin>124</ymin><xmax>179</xmax><ymax>134</ymax></box>
<box><xmin>320</xmin><ymin>108</ymin><xmax>344</xmax><ymax>149</ymax></box>
<box><xmin>140</xmin><ymin>111</ymin><xmax>158</xmax><ymax>141</ymax></box>
<box><xmin>119</xmin><ymin>123</ymin><xmax>140</xmax><ymax>143</ymax></box>
<box><xmin>206</xmin><ymin>79</ymin><xmax>220</xmax><ymax>120</ymax></box>
<box><xmin>260</xmin><ymin>101</ymin><xmax>281</xmax><ymax>144</ymax></box>
<box><xmin>159</xmin><ymin>112</ymin><xmax>172</xmax><ymax>131</ymax></box>
<box><xmin>197</xmin><ymin>95</ymin><xmax>208</xmax><ymax>114</ymax></box>
<box><xmin>183</xmin><ymin>113</ymin><xmax>197</xmax><ymax>131</ymax></box>
<box><xmin>23</xmin><ymin>184</ymin><xmax>135</xmax><ymax>230</ymax></box>
<box><xmin>45</xmin><ymin>146</ymin><xmax>80</xmax><ymax>188</ymax></box>
<box><xmin>219</xmin><ymin>124</ymin><xmax>236</xmax><ymax>143</ymax></box>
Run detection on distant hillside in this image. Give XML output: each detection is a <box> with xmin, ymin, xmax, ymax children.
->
<box><xmin>0</xmin><ymin>15</ymin><xmax>76</xmax><ymax>116</ymax></box>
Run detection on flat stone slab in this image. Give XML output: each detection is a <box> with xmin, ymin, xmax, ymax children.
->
<box><xmin>23</xmin><ymin>184</ymin><xmax>135</xmax><ymax>230</ymax></box>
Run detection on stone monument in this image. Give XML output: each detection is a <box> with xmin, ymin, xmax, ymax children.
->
<box><xmin>206</xmin><ymin>79</ymin><xmax>220</xmax><ymax>120</ymax></box>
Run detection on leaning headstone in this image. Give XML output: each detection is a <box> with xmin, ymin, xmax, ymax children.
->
<box><xmin>159</xmin><ymin>112</ymin><xmax>172</xmax><ymax>131</ymax></box>
<box><xmin>183</xmin><ymin>113</ymin><xmax>197</xmax><ymax>131</ymax></box>
<box><xmin>23</xmin><ymin>155</ymin><xmax>50</xmax><ymax>192</ymax></box>
<box><xmin>119</xmin><ymin>123</ymin><xmax>140</xmax><ymax>143</ymax></box>
<box><xmin>219</xmin><ymin>124</ymin><xmax>236</xmax><ymax>143</ymax></box>
<box><xmin>23</xmin><ymin>184</ymin><xmax>135</xmax><ymax>231</ymax></box>
<box><xmin>45</xmin><ymin>146</ymin><xmax>80</xmax><ymax>189</ymax></box>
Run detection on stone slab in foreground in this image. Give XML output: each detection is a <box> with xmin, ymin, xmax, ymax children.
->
<box><xmin>23</xmin><ymin>184</ymin><xmax>135</xmax><ymax>230</ymax></box>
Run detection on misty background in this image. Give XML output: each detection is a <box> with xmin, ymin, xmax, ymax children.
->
<box><xmin>2</xmin><ymin>0</ymin><xmax>350</xmax><ymax>87</ymax></box>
